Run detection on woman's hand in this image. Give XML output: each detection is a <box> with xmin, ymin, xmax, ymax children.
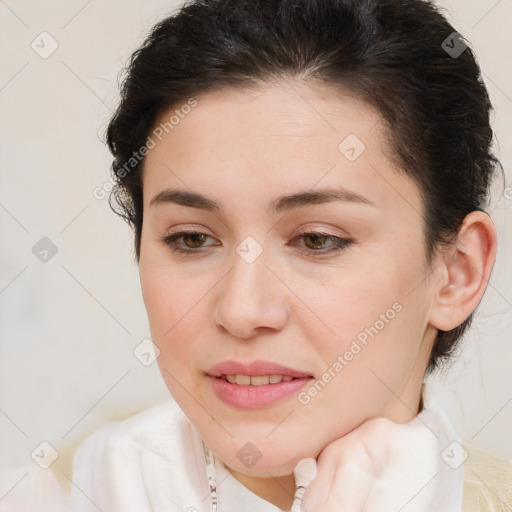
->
<box><xmin>300</xmin><ymin>414</ymin><xmax>441</xmax><ymax>512</ymax></box>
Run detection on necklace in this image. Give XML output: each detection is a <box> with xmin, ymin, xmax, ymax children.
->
<box><xmin>202</xmin><ymin>441</ymin><xmax>316</xmax><ymax>512</ymax></box>
<box><xmin>202</xmin><ymin>441</ymin><xmax>218</xmax><ymax>512</ymax></box>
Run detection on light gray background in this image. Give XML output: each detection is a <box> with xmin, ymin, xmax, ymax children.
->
<box><xmin>1</xmin><ymin>0</ymin><xmax>511</xmax><ymax>497</ymax></box>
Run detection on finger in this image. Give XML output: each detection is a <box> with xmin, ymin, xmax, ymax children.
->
<box><xmin>301</xmin><ymin>452</ymin><xmax>376</xmax><ymax>511</ymax></box>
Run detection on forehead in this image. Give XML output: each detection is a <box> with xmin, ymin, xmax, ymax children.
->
<box><xmin>141</xmin><ymin>80</ymin><xmax>422</xmax><ymax>218</ymax></box>
<box><xmin>145</xmin><ymin>80</ymin><xmax>383</xmax><ymax>162</ymax></box>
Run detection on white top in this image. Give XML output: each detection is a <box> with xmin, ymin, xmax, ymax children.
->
<box><xmin>68</xmin><ymin>385</ymin><xmax>464</xmax><ymax>512</ymax></box>
<box><xmin>70</xmin><ymin>397</ymin><xmax>281</xmax><ymax>512</ymax></box>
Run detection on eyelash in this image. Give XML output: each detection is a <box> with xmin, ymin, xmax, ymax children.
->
<box><xmin>161</xmin><ymin>229</ymin><xmax>353</xmax><ymax>257</ymax></box>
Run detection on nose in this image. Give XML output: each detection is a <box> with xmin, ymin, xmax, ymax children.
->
<box><xmin>213</xmin><ymin>243</ymin><xmax>289</xmax><ymax>340</ymax></box>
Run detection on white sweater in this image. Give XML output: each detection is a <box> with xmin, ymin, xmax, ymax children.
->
<box><xmin>68</xmin><ymin>387</ymin><xmax>464</xmax><ymax>512</ymax></box>
<box><xmin>70</xmin><ymin>397</ymin><xmax>282</xmax><ymax>512</ymax></box>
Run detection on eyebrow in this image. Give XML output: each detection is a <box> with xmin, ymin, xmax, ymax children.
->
<box><xmin>149</xmin><ymin>186</ymin><xmax>376</xmax><ymax>215</ymax></box>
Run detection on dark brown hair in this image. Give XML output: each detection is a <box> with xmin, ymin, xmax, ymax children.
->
<box><xmin>105</xmin><ymin>0</ymin><xmax>500</xmax><ymax>372</ymax></box>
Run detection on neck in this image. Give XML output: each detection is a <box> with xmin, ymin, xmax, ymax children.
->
<box><xmin>228</xmin><ymin>469</ymin><xmax>295</xmax><ymax>510</ymax></box>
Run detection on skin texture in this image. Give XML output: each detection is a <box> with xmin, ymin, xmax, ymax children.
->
<box><xmin>138</xmin><ymin>80</ymin><xmax>497</xmax><ymax>510</ymax></box>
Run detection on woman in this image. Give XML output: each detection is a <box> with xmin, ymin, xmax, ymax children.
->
<box><xmin>70</xmin><ymin>0</ymin><xmax>512</xmax><ymax>510</ymax></box>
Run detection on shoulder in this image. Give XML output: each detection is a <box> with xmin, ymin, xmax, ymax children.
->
<box><xmin>461</xmin><ymin>440</ymin><xmax>512</xmax><ymax>511</ymax></box>
<box><xmin>70</xmin><ymin>399</ymin><xmax>190</xmax><ymax>510</ymax></box>
<box><xmin>73</xmin><ymin>399</ymin><xmax>184</xmax><ymax>464</ymax></box>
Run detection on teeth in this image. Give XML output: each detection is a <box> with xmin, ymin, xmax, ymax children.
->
<box><xmin>224</xmin><ymin>374</ymin><xmax>296</xmax><ymax>385</ymax></box>
<box><xmin>235</xmin><ymin>375</ymin><xmax>251</xmax><ymax>385</ymax></box>
<box><xmin>250</xmin><ymin>375</ymin><xmax>270</xmax><ymax>386</ymax></box>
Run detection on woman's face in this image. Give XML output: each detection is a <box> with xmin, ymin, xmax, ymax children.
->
<box><xmin>139</xmin><ymin>80</ymin><xmax>439</xmax><ymax>478</ymax></box>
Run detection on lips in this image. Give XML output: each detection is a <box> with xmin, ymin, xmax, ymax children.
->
<box><xmin>206</xmin><ymin>360</ymin><xmax>314</xmax><ymax>409</ymax></box>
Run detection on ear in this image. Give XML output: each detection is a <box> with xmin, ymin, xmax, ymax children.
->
<box><xmin>428</xmin><ymin>211</ymin><xmax>498</xmax><ymax>331</ymax></box>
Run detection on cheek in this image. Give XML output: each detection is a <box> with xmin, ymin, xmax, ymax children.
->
<box><xmin>302</xmin><ymin>267</ymin><xmax>400</xmax><ymax>354</ymax></box>
<box><xmin>138</xmin><ymin>254</ymin><xmax>225</xmax><ymax>405</ymax></box>
<box><xmin>139</xmin><ymin>233</ymin><xmax>208</xmax><ymax>339</ymax></box>
<box><xmin>138</xmin><ymin>252</ymin><xmax>195</xmax><ymax>368</ymax></box>
<box><xmin>140</xmin><ymin>264</ymin><xmax>206</xmax><ymax>409</ymax></box>
<box><xmin>140</xmin><ymin>268</ymin><xmax>204</xmax><ymax>355</ymax></box>
<box><xmin>303</xmin><ymin>248</ymin><xmax>430</xmax><ymax>370</ymax></box>
<box><xmin>140</xmin><ymin>267</ymin><xmax>184</xmax><ymax>334</ymax></box>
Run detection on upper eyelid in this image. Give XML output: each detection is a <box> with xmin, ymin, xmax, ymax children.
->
<box><xmin>165</xmin><ymin>223</ymin><xmax>350</xmax><ymax>237</ymax></box>
<box><xmin>164</xmin><ymin>229</ymin><xmax>351</xmax><ymax>249</ymax></box>
<box><xmin>165</xmin><ymin>228</ymin><xmax>348</xmax><ymax>240</ymax></box>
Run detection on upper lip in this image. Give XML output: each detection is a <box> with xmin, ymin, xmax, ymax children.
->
<box><xmin>207</xmin><ymin>360</ymin><xmax>312</xmax><ymax>378</ymax></box>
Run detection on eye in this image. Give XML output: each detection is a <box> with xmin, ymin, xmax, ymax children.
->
<box><xmin>161</xmin><ymin>229</ymin><xmax>353</xmax><ymax>257</ymax></box>
<box><xmin>161</xmin><ymin>230</ymin><xmax>218</xmax><ymax>255</ymax></box>
<box><xmin>292</xmin><ymin>230</ymin><xmax>353</xmax><ymax>256</ymax></box>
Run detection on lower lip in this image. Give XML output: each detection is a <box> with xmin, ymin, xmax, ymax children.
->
<box><xmin>207</xmin><ymin>375</ymin><xmax>313</xmax><ymax>410</ymax></box>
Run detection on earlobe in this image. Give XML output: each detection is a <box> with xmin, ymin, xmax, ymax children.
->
<box><xmin>429</xmin><ymin>211</ymin><xmax>498</xmax><ymax>331</ymax></box>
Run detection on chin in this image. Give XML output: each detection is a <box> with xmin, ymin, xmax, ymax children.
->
<box><xmin>215</xmin><ymin>438</ymin><xmax>318</xmax><ymax>479</ymax></box>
